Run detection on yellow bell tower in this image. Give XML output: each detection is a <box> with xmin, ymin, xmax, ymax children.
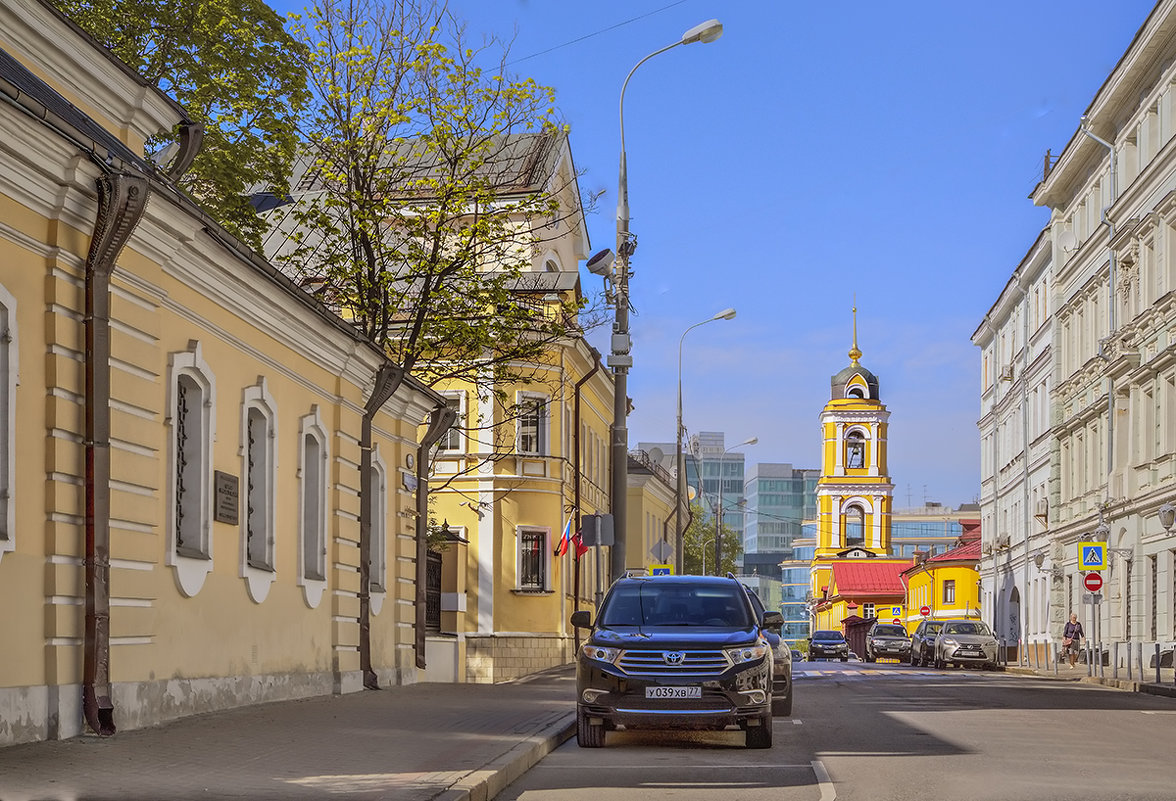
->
<box><xmin>814</xmin><ymin>307</ymin><xmax>894</xmax><ymax>560</ymax></box>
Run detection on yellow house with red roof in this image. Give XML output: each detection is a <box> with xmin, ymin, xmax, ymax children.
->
<box><xmin>902</xmin><ymin>531</ymin><xmax>983</xmax><ymax>629</ymax></box>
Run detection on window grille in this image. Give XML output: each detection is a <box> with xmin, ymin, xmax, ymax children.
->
<box><xmin>425</xmin><ymin>550</ymin><xmax>442</xmax><ymax>632</ymax></box>
<box><xmin>518</xmin><ymin>530</ymin><xmax>546</xmax><ymax>590</ymax></box>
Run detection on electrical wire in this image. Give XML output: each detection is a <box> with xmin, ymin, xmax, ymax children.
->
<box><xmin>505</xmin><ymin>0</ymin><xmax>689</xmax><ymax>67</ymax></box>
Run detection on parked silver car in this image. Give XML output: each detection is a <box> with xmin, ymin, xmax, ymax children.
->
<box><xmin>933</xmin><ymin>619</ymin><xmax>998</xmax><ymax>669</ymax></box>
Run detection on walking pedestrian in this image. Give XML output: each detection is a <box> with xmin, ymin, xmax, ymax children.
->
<box><xmin>1062</xmin><ymin>612</ymin><xmax>1085</xmax><ymax>668</ymax></box>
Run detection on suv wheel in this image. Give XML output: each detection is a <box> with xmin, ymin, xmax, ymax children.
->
<box><xmin>576</xmin><ymin>706</ymin><xmax>605</xmax><ymax>748</ymax></box>
<box><xmin>772</xmin><ymin>687</ymin><xmax>793</xmax><ymax>717</ymax></box>
<box><xmin>745</xmin><ymin>710</ymin><xmax>773</xmax><ymax>749</ymax></box>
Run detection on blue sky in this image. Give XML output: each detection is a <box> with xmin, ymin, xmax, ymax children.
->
<box><xmin>278</xmin><ymin>1</ymin><xmax>1158</xmax><ymax>507</ymax></box>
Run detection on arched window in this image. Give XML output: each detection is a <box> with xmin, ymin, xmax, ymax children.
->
<box><xmin>367</xmin><ymin>450</ymin><xmax>387</xmax><ymax>593</ymax></box>
<box><xmin>299</xmin><ymin>409</ymin><xmax>329</xmax><ymax>608</ymax></box>
<box><xmin>845</xmin><ymin>505</ymin><xmax>865</xmax><ymax>546</ymax></box>
<box><xmin>847</xmin><ymin>386</ymin><xmax>864</xmax><ymax>399</ymax></box>
<box><xmin>240</xmin><ymin>381</ymin><xmax>277</xmax><ymax>603</ymax></box>
<box><xmin>845</xmin><ymin>431</ymin><xmax>866</xmax><ymax>469</ymax></box>
<box><xmin>168</xmin><ymin>344</ymin><xmax>216</xmax><ymax>597</ymax></box>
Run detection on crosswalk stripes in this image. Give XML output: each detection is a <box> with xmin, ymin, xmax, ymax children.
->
<box><xmin>795</xmin><ymin>667</ymin><xmax>978</xmax><ymax>678</ymax></box>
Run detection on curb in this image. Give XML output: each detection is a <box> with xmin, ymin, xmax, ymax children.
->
<box><xmin>432</xmin><ymin>712</ymin><xmax>577</xmax><ymax>801</ymax></box>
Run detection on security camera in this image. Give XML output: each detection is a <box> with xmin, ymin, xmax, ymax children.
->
<box><xmin>585</xmin><ymin>248</ymin><xmax>615</xmax><ymax>277</ymax></box>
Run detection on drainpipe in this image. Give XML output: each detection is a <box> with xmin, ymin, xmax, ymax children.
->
<box><xmin>1016</xmin><ymin>276</ymin><xmax>1034</xmax><ymax>658</ymax></box>
<box><xmin>1078</xmin><ymin>117</ymin><xmax>1117</xmax><ymax>497</ymax></box>
<box><xmin>415</xmin><ymin>401</ymin><xmax>456</xmax><ymax>669</ymax></box>
<box><xmin>573</xmin><ymin>349</ymin><xmax>602</xmax><ymax>639</ymax></box>
<box><xmin>83</xmin><ymin>171</ymin><xmax>150</xmax><ymax>736</ymax></box>
<box><xmin>360</xmin><ymin>364</ymin><xmax>405</xmax><ymax>689</ymax></box>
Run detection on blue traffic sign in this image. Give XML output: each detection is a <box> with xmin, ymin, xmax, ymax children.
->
<box><xmin>1079</xmin><ymin>541</ymin><xmax>1106</xmax><ymax>571</ymax></box>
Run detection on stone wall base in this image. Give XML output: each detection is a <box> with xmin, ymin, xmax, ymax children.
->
<box><xmin>465</xmin><ymin>633</ymin><xmax>574</xmax><ymax>683</ymax></box>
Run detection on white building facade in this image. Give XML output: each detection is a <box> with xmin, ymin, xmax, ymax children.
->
<box><xmin>1023</xmin><ymin>0</ymin><xmax>1176</xmax><ymax>657</ymax></box>
<box><xmin>973</xmin><ymin>232</ymin><xmax>1054</xmax><ymax>661</ymax></box>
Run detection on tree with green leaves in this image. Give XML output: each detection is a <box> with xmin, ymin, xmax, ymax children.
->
<box><xmin>682</xmin><ymin>502</ymin><xmax>744</xmax><ymax>577</ymax></box>
<box><xmin>265</xmin><ymin>0</ymin><xmax>599</xmax><ymax>402</ymax></box>
<box><xmin>54</xmin><ymin>0</ymin><xmax>309</xmax><ymax>251</ymax></box>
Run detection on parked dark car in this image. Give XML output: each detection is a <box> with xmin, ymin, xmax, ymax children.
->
<box><xmin>909</xmin><ymin>619</ymin><xmax>945</xmax><ymax>666</ymax></box>
<box><xmin>864</xmin><ymin>622</ymin><xmax>911</xmax><ymax>663</ymax></box>
<box><xmin>808</xmin><ymin>629</ymin><xmax>849</xmax><ymax>661</ymax></box>
<box><xmin>571</xmin><ymin>574</ymin><xmax>776</xmax><ymax>749</ymax></box>
<box><xmin>742</xmin><ymin>585</ymin><xmax>793</xmax><ymax>716</ymax></box>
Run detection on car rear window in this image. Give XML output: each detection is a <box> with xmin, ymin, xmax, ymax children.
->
<box><xmin>812</xmin><ymin>630</ymin><xmax>844</xmax><ymax>640</ymax></box>
<box><xmin>872</xmin><ymin>625</ymin><xmax>906</xmax><ymax>637</ymax></box>
<box><xmin>599</xmin><ymin>583</ymin><xmax>752</xmax><ymax>628</ymax></box>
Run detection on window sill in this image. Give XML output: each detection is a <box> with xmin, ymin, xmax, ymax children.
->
<box><xmin>512</xmin><ymin>588</ymin><xmax>554</xmax><ymax>596</ymax></box>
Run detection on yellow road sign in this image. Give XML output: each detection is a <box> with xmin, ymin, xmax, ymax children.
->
<box><xmin>1079</xmin><ymin>541</ymin><xmax>1106</xmax><ymax>571</ymax></box>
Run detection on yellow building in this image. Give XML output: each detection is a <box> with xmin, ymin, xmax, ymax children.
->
<box><xmin>810</xmin><ymin>312</ymin><xmax>903</xmax><ymax>622</ymax></box>
<box><xmin>625</xmin><ymin>450</ymin><xmax>676</xmax><ymax>574</ymax></box>
<box><xmin>902</xmin><ymin>532</ymin><xmax>983</xmax><ymax>629</ymax></box>
<box><xmin>0</xmin><ymin>0</ymin><xmax>445</xmax><ymax>746</ymax></box>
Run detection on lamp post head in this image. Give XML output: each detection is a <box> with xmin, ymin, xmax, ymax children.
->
<box><xmin>742</xmin><ymin>436</ymin><xmax>758</xmax><ymax>447</ymax></box>
<box><xmin>1159</xmin><ymin>502</ymin><xmax>1176</xmax><ymax>533</ymax></box>
<box><xmin>713</xmin><ymin>307</ymin><xmax>737</xmax><ymax>321</ymax></box>
<box><xmin>682</xmin><ymin>19</ymin><xmax>723</xmax><ymax>45</ymax></box>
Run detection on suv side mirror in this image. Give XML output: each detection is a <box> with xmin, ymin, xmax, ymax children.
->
<box><xmin>570</xmin><ymin>610</ymin><xmax>593</xmax><ymax>629</ymax></box>
<box><xmin>762</xmin><ymin>611</ymin><xmax>784</xmax><ymax>631</ymax></box>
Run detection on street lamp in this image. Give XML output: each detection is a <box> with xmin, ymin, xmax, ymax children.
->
<box><xmin>700</xmin><ymin>537</ymin><xmax>714</xmax><ymax>576</ymax></box>
<box><xmin>609</xmin><ymin>19</ymin><xmax>724</xmax><ymax>584</ymax></box>
<box><xmin>715</xmin><ymin>436</ymin><xmax>756</xmax><ymax>575</ymax></box>
<box><xmin>675</xmin><ymin>308</ymin><xmax>736</xmax><ymax>573</ymax></box>
<box><xmin>1158</xmin><ymin>502</ymin><xmax>1176</xmax><ymax>534</ymax></box>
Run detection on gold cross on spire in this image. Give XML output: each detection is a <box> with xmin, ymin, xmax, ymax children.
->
<box><xmin>848</xmin><ymin>299</ymin><xmax>861</xmax><ymax>365</ymax></box>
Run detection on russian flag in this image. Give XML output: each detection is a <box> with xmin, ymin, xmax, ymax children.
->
<box><xmin>555</xmin><ymin>516</ymin><xmax>574</xmax><ymax>556</ymax></box>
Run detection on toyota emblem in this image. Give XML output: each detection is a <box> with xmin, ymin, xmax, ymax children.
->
<box><xmin>663</xmin><ymin>651</ymin><xmax>685</xmax><ymax>665</ymax></box>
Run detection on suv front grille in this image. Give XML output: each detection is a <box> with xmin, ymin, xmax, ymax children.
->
<box><xmin>617</xmin><ymin>649</ymin><xmax>729</xmax><ymax>676</ymax></box>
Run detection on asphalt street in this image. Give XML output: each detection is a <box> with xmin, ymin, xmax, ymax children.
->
<box><xmin>496</xmin><ymin>660</ymin><xmax>1176</xmax><ymax>801</ymax></box>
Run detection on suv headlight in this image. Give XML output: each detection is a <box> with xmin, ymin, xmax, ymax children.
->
<box><xmin>581</xmin><ymin>645</ymin><xmax>620</xmax><ymax>663</ymax></box>
<box><xmin>727</xmin><ymin>643</ymin><xmax>770</xmax><ymax>664</ymax></box>
<box><xmin>942</xmin><ymin>638</ymin><xmax>959</xmax><ymax>647</ymax></box>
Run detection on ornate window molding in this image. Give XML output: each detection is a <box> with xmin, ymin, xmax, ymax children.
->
<box><xmin>240</xmin><ymin>379</ymin><xmax>277</xmax><ymax>602</ymax></box>
<box><xmin>166</xmin><ymin>342</ymin><xmax>216</xmax><ymax>597</ymax></box>
<box><xmin>298</xmin><ymin>408</ymin><xmax>329</xmax><ymax>609</ymax></box>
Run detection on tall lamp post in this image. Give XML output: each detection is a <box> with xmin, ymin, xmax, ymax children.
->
<box><xmin>715</xmin><ymin>436</ymin><xmax>756</xmax><ymax>575</ymax></box>
<box><xmin>675</xmin><ymin>308</ymin><xmax>736</xmax><ymax>573</ymax></box>
<box><xmin>609</xmin><ymin>19</ymin><xmax>724</xmax><ymax>585</ymax></box>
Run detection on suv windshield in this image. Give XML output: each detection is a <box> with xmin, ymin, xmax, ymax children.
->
<box><xmin>872</xmin><ymin>625</ymin><xmax>906</xmax><ymax>637</ymax></box>
<box><xmin>599</xmin><ymin>582</ymin><xmax>752</xmax><ymax>627</ymax></box>
<box><xmin>812</xmin><ymin>630</ymin><xmax>844</xmax><ymax>641</ymax></box>
<box><xmin>943</xmin><ymin>621</ymin><xmax>992</xmax><ymax>636</ymax></box>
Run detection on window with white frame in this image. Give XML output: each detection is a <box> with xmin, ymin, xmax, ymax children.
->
<box><xmin>171</xmin><ymin>356</ymin><xmax>214</xmax><ymax>559</ymax></box>
<box><xmin>367</xmin><ymin>452</ymin><xmax>387</xmax><ymax>592</ymax></box>
<box><xmin>844</xmin><ymin>505</ymin><xmax>865</xmax><ymax>547</ymax></box>
<box><xmin>944</xmin><ymin>579</ymin><xmax>956</xmax><ymax>605</ymax></box>
<box><xmin>517</xmin><ymin>394</ymin><xmax>548</xmax><ymax>455</ymax></box>
<box><xmin>242</xmin><ymin>383</ymin><xmax>277</xmax><ymax>571</ymax></box>
<box><xmin>517</xmin><ymin>527</ymin><xmax>548</xmax><ymax>591</ymax></box>
<box><xmin>439</xmin><ymin>393</ymin><xmax>464</xmax><ymax>451</ymax></box>
<box><xmin>299</xmin><ymin>412</ymin><xmax>329</xmax><ymax>584</ymax></box>
<box><xmin>862</xmin><ymin>602</ymin><xmax>875</xmax><ymax>619</ymax></box>
<box><xmin>0</xmin><ymin>284</ymin><xmax>16</xmax><ymax>560</ymax></box>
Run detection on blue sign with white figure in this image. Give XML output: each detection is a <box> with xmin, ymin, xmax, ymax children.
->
<box><xmin>1078</xmin><ymin>541</ymin><xmax>1106</xmax><ymax>571</ymax></box>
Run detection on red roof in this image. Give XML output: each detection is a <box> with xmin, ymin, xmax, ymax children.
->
<box><xmin>929</xmin><ymin>538</ymin><xmax>981</xmax><ymax>563</ymax></box>
<box><xmin>830</xmin><ymin>561</ymin><xmax>910</xmax><ymax>598</ymax></box>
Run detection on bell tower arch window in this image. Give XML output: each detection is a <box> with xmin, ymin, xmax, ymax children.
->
<box><xmin>845</xmin><ymin>430</ymin><xmax>866</xmax><ymax>469</ymax></box>
<box><xmin>844</xmin><ymin>505</ymin><xmax>866</xmax><ymax>547</ymax></box>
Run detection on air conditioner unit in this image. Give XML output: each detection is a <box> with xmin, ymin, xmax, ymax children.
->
<box><xmin>999</xmin><ymin>365</ymin><xmax>1015</xmax><ymax>381</ymax></box>
<box><xmin>997</xmin><ymin>533</ymin><xmax>1011</xmax><ymax>549</ymax></box>
<box><xmin>1035</xmin><ymin>499</ymin><xmax>1048</xmax><ymax>520</ymax></box>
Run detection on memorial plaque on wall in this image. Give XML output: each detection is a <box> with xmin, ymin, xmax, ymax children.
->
<box><xmin>214</xmin><ymin>471</ymin><xmax>239</xmax><ymax>525</ymax></box>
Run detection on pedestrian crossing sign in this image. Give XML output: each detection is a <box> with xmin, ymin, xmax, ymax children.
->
<box><xmin>650</xmin><ymin>564</ymin><xmax>672</xmax><ymax>575</ymax></box>
<box><xmin>1078</xmin><ymin>541</ymin><xmax>1106</xmax><ymax>571</ymax></box>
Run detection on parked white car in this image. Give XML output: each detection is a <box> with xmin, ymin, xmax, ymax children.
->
<box><xmin>933</xmin><ymin>619</ymin><xmax>998</xmax><ymax>669</ymax></box>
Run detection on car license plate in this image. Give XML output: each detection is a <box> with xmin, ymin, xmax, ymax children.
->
<box><xmin>646</xmin><ymin>686</ymin><xmax>701</xmax><ymax>699</ymax></box>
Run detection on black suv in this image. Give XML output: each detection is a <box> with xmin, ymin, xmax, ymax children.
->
<box><xmin>909</xmin><ymin>619</ymin><xmax>945</xmax><ymax>667</ymax></box>
<box><xmin>571</xmin><ymin>574</ymin><xmax>777</xmax><ymax>749</ymax></box>
<box><xmin>864</xmin><ymin>622</ymin><xmax>911</xmax><ymax>663</ymax></box>
<box><xmin>808</xmin><ymin>629</ymin><xmax>849</xmax><ymax>661</ymax></box>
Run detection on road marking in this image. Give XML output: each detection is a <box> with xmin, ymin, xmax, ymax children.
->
<box><xmin>792</xmin><ymin>719</ymin><xmax>803</xmax><ymax>725</ymax></box>
<box><xmin>812</xmin><ymin>760</ymin><xmax>836</xmax><ymax>801</ymax></box>
<box><xmin>1140</xmin><ymin>710</ymin><xmax>1176</xmax><ymax>715</ymax></box>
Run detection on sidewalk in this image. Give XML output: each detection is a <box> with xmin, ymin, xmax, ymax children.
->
<box><xmin>0</xmin><ymin>665</ymin><xmax>577</xmax><ymax>801</ymax></box>
<box><xmin>1003</xmin><ymin>661</ymin><xmax>1176</xmax><ymax>698</ymax></box>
